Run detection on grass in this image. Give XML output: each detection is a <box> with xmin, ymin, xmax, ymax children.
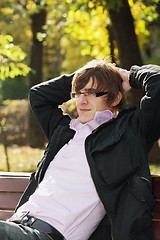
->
<box><xmin>0</xmin><ymin>144</ymin><xmax>44</xmax><ymax>172</ymax></box>
<box><xmin>0</xmin><ymin>144</ymin><xmax>160</xmax><ymax>175</ymax></box>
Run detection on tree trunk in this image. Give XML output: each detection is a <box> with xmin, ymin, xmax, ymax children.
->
<box><xmin>107</xmin><ymin>0</ymin><xmax>160</xmax><ymax>165</ymax></box>
<box><xmin>29</xmin><ymin>8</ymin><xmax>47</xmax><ymax>148</ymax></box>
<box><xmin>108</xmin><ymin>0</ymin><xmax>142</xmax><ymax>69</ymax></box>
<box><xmin>108</xmin><ymin>0</ymin><xmax>144</xmax><ymax>107</ymax></box>
<box><xmin>107</xmin><ymin>24</ymin><xmax>116</xmax><ymax>64</ymax></box>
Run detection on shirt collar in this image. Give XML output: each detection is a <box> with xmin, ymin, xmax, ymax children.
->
<box><xmin>70</xmin><ymin>110</ymin><xmax>116</xmax><ymax>132</ymax></box>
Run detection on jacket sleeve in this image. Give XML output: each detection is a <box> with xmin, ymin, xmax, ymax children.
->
<box><xmin>129</xmin><ymin>64</ymin><xmax>160</xmax><ymax>150</ymax></box>
<box><xmin>29</xmin><ymin>73</ymin><xmax>74</xmax><ymax>141</ymax></box>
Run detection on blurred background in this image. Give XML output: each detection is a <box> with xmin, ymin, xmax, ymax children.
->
<box><xmin>0</xmin><ymin>0</ymin><xmax>160</xmax><ymax>174</ymax></box>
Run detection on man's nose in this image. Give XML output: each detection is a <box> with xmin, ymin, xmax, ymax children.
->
<box><xmin>78</xmin><ymin>94</ymin><xmax>88</xmax><ymax>104</ymax></box>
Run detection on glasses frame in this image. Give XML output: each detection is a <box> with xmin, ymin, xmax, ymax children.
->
<box><xmin>70</xmin><ymin>91</ymin><xmax>109</xmax><ymax>99</ymax></box>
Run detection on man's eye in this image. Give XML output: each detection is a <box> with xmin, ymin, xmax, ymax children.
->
<box><xmin>88</xmin><ymin>92</ymin><xmax>95</xmax><ymax>96</ymax></box>
<box><xmin>76</xmin><ymin>92</ymin><xmax>81</xmax><ymax>96</ymax></box>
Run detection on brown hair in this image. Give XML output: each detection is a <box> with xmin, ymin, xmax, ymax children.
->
<box><xmin>72</xmin><ymin>59</ymin><xmax>125</xmax><ymax>112</ymax></box>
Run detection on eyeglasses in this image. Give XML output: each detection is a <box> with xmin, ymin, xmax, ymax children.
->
<box><xmin>71</xmin><ymin>91</ymin><xmax>109</xmax><ymax>99</ymax></box>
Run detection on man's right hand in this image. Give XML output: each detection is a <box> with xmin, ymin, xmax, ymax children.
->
<box><xmin>117</xmin><ymin>67</ymin><xmax>131</xmax><ymax>93</ymax></box>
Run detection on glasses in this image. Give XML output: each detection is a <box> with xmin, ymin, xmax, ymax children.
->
<box><xmin>71</xmin><ymin>91</ymin><xmax>109</xmax><ymax>99</ymax></box>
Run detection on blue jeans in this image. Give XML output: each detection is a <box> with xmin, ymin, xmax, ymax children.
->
<box><xmin>0</xmin><ymin>221</ymin><xmax>51</xmax><ymax>240</ymax></box>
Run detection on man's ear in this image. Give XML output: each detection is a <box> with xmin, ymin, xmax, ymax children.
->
<box><xmin>111</xmin><ymin>91</ymin><xmax>122</xmax><ymax>107</ymax></box>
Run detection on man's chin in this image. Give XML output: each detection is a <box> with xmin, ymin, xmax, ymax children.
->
<box><xmin>79</xmin><ymin>117</ymin><xmax>94</xmax><ymax>124</ymax></box>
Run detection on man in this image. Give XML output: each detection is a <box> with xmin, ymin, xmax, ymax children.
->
<box><xmin>0</xmin><ymin>59</ymin><xmax>160</xmax><ymax>240</ymax></box>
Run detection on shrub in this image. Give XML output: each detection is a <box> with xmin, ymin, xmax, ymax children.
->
<box><xmin>0</xmin><ymin>98</ymin><xmax>78</xmax><ymax>147</ymax></box>
<box><xmin>0</xmin><ymin>100</ymin><xmax>29</xmax><ymax>146</ymax></box>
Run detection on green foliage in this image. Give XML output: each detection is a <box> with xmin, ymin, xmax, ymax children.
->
<box><xmin>0</xmin><ymin>35</ymin><xmax>30</xmax><ymax>81</ymax></box>
<box><xmin>129</xmin><ymin>0</ymin><xmax>158</xmax><ymax>49</ymax></box>
<box><xmin>65</xmin><ymin>0</ymin><xmax>124</xmax><ymax>11</ymax></box>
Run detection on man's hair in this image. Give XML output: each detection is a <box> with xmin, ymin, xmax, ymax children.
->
<box><xmin>72</xmin><ymin>59</ymin><xmax>125</xmax><ymax>112</ymax></box>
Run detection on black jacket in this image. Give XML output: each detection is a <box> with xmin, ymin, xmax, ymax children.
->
<box><xmin>16</xmin><ymin>65</ymin><xmax>160</xmax><ymax>240</ymax></box>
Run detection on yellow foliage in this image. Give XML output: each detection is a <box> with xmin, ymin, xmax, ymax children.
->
<box><xmin>1</xmin><ymin>7</ymin><xmax>14</xmax><ymax>15</ymax></box>
<box><xmin>88</xmin><ymin>1</ymin><xmax>94</xmax><ymax>8</ymax></box>
<box><xmin>66</xmin><ymin>6</ymin><xmax>112</xmax><ymax>60</ymax></box>
<box><xmin>128</xmin><ymin>0</ymin><xmax>134</xmax><ymax>7</ymax></box>
<box><xmin>130</xmin><ymin>1</ymin><xmax>158</xmax><ymax>48</ymax></box>
<box><xmin>0</xmin><ymin>119</ymin><xmax>6</xmax><ymax>126</ymax></box>
<box><xmin>26</xmin><ymin>0</ymin><xmax>37</xmax><ymax>12</ymax></box>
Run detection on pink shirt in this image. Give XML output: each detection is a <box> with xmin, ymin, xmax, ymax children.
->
<box><xmin>18</xmin><ymin>110</ymin><xmax>116</xmax><ymax>240</ymax></box>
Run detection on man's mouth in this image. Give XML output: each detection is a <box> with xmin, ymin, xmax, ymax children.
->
<box><xmin>80</xmin><ymin>109</ymin><xmax>91</xmax><ymax>112</ymax></box>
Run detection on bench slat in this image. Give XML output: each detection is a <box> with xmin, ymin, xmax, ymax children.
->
<box><xmin>152</xmin><ymin>176</ymin><xmax>160</xmax><ymax>199</ymax></box>
<box><xmin>0</xmin><ymin>210</ymin><xmax>14</xmax><ymax>221</ymax></box>
<box><xmin>0</xmin><ymin>193</ymin><xmax>22</xmax><ymax>210</ymax></box>
<box><xmin>153</xmin><ymin>221</ymin><xmax>160</xmax><ymax>240</ymax></box>
<box><xmin>0</xmin><ymin>177</ymin><xmax>29</xmax><ymax>192</ymax></box>
<box><xmin>0</xmin><ymin>172</ymin><xmax>31</xmax><ymax>177</ymax></box>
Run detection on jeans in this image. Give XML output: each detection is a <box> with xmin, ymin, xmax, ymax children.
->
<box><xmin>0</xmin><ymin>221</ymin><xmax>51</xmax><ymax>240</ymax></box>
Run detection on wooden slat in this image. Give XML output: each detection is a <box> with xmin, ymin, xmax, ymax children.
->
<box><xmin>0</xmin><ymin>172</ymin><xmax>31</xmax><ymax>177</ymax></box>
<box><xmin>0</xmin><ymin>172</ymin><xmax>30</xmax><ymax>220</ymax></box>
<box><xmin>0</xmin><ymin>192</ymin><xmax>23</xmax><ymax>210</ymax></box>
<box><xmin>0</xmin><ymin>177</ymin><xmax>29</xmax><ymax>192</ymax></box>
<box><xmin>0</xmin><ymin>210</ymin><xmax>14</xmax><ymax>221</ymax></box>
<box><xmin>152</xmin><ymin>200</ymin><xmax>160</xmax><ymax>215</ymax></box>
<box><xmin>152</xmin><ymin>174</ymin><xmax>160</xmax><ymax>239</ymax></box>
<box><xmin>151</xmin><ymin>175</ymin><xmax>160</xmax><ymax>240</ymax></box>
<box><xmin>152</xmin><ymin>175</ymin><xmax>160</xmax><ymax>199</ymax></box>
<box><xmin>153</xmin><ymin>221</ymin><xmax>160</xmax><ymax>240</ymax></box>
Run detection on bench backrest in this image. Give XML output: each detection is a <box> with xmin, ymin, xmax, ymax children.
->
<box><xmin>0</xmin><ymin>172</ymin><xmax>30</xmax><ymax>220</ymax></box>
<box><xmin>0</xmin><ymin>172</ymin><xmax>160</xmax><ymax>239</ymax></box>
<box><xmin>152</xmin><ymin>175</ymin><xmax>160</xmax><ymax>240</ymax></box>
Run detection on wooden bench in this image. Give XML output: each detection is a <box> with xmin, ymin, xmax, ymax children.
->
<box><xmin>0</xmin><ymin>172</ymin><xmax>30</xmax><ymax>220</ymax></box>
<box><xmin>0</xmin><ymin>172</ymin><xmax>160</xmax><ymax>239</ymax></box>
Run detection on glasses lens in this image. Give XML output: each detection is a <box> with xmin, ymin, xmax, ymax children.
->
<box><xmin>71</xmin><ymin>91</ymin><xmax>108</xmax><ymax>99</ymax></box>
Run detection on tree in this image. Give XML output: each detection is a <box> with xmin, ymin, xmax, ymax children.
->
<box><xmin>1</xmin><ymin>0</ymin><xmax>55</xmax><ymax>147</ymax></box>
<box><xmin>108</xmin><ymin>0</ymin><xmax>142</xmax><ymax>68</ymax></box>
<box><xmin>0</xmin><ymin>0</ymin><xmax>71</xmax><ymax>147</ymax></box>
<box><xmin>0</xmin><ymin>34</ymin><xmax>30</xmax><ymax>171</ymax></box>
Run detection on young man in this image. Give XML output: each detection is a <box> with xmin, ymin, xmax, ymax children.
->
<box><xmin>0</xmin><ymin>59</ymin><xmax>160</xmax><ymax>240</ymax></box>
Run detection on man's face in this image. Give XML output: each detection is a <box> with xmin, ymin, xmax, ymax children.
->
<box><xmin>76</xmin><ymin>77</ymin><xmax>111</xmax><ymax>124</ymax></box>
